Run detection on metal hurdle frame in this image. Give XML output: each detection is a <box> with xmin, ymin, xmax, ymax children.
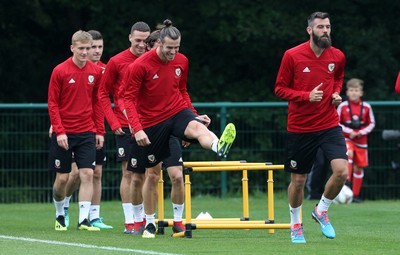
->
<box><xmin>156</xmin><ymin>161</ymin><xmax>290</xmax><ymax>238</ymax></box>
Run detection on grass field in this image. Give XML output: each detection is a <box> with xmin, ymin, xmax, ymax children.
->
<box><xmin>0</xmin><ymin>193</ymin><xmax>399</xmax><ymax>255</ymax></box>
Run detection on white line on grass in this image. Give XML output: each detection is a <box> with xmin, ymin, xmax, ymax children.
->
<box><xmin>0</xmin><ymin>235</ymin><xmax>183</xmax><ymax>255</ymax></box>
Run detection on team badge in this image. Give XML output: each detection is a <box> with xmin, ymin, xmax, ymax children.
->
<box><xmin>130</xmin><ymin>158</ymin><xmax>137</xmax><ymax>168</ymax></box>
<box><xmin>148</xmin><ymin>154</ymin><xmax>156</xmax><ymax>163</ymax></box>
<box><xmin>55</xmin><ymin>159</ymin><xmax>61</xmax><ymax>169</ymax></box>
<box><xmin>290</xmin><ymin>160</ymin><xmax>297</xmax><ymax>170</ymax></box>
<box><xmin>328</xmin><ymin>63</ymin><xmax>335</xmax><ymax>72</ymax></box>
<box><xmin>88</xmin><ymin>75</ymin><xmax>94</xmax><ymax>84</ymax></box>
<box><xmin>118</xmin><ymin>148</ymin><xmax>125</xmax><ymax>157</ymax></box>
<box><xmin>175</xmin><ymin>68</ymin><xmax>181</xmax><ymax>77</ymax></box>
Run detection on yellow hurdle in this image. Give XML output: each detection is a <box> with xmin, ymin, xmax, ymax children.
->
<box><xmin>157</xmin><ymin>161</ymin><xmax>289</xmax><ymax>238</ymax></box>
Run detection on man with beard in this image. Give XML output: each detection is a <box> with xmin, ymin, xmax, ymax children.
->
<box><xmin>275</xmin><ymin>12</ymin><xmax>348</xmax><ymax>243</ymax></box>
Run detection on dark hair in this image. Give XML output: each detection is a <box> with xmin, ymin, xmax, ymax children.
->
<box><xmin>87</xmin><ymin>30</ymin><xmax>103</xmax><ymax>40</ymax></box>
<box><xmin>145</xmin><ymin>30</ymin><xmax>160</xmax><ymax>49</ymax></box>
<box><xmin>130</xmin><ymin>21</ymin><xmax>150</xmax><ymax>34</ymax></box>
<box><xmin>159</xmin><ymin>19</ymin><xmax>181</xmax><ymax>43</ymax></box>
<box><xmin>307</xmin><ymin>12</ymin><xmax>330</xmax><ymax>27</ymax></box>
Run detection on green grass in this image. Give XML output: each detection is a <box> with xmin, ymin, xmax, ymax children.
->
<box><xmin>0</xmin><ymin>193</ymin><xmax>399</xmax><ymax>255</ymax></box>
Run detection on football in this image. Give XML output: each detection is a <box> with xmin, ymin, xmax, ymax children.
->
<box><xmin>333</xmin><ymin>185</ymin><xmax>353</xmax><ymax>204</ymax></box>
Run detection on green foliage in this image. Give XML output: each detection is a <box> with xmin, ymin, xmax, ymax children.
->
<box><xmin>1</xmin><ymin>0</ymin><xmax>400</xmax><ymax>103</ymax></box>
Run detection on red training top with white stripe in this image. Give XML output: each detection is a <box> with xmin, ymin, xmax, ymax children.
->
<box><xmin>337</xmin><ymin>100</ymin><xmax>375</xmax><ymax>148</ymax></box>
<box><xmin>124</xmin><ymin>49</ymin><xmax>197</xmax><ymax>134</ymax></box>
<box><xmin>98</xmin><ymin>49</ymin><xmax>138</xmax><ymax>131</ymax></box>
<box><xmin>275</xmin><ymin>41</ymin><xmax>346</xmax><ymax>133</ymax></box>
<box><xmin>48</xmin><ymin>57</ymin><xmax>104</xmax><ymax>135</ymax></box>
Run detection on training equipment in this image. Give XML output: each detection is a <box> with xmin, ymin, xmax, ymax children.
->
<box><xmin>382</xmin><ymin>130</ymin><xmax>400</xmax><ymax>140</ymax></box>
<box><xmin>55</xmin><ymin>215</ymin><xmax>67</xmax><ymax>231</ymax></box>
<box><xmin>77</xmin><ymin>218</ymin><xmax>100</xmax><ymax>231</ymax></box>
<box><xmin>333</xmin><ymin>185</ymin><xmax>353</xmax><ymax>204</ymax></box>
<box><xmin>196</xmin><ymin>212</ymin><xmax>213</xmax><ymax>220</ymax></box>
<box><xmin>217</xmin><ymin>123</ymin><xmax>236</xmax><ymax>158</ymax></box>
<box><xmin>90</xmin><ymin>218</ymin><xmax>113</xmax><ymax>229</ymax></box>
<box><xmin>311</xmin><ymin>206</ymin><xmax>336</xmax><ymax>239</ymax></box>
<box><xmin>142</xmin><ymin>223</ymin><xmax>156</xmax><ymax>238</ymax></box>
<box><xmin>156</xmin><ymin>161</ymin><xmax>291</xmax><ymax>238</ymax></box>
<box><xmin>291</xmin><ymin>223</ymin><xmax>306</xmax><ymax>244</ymax></box>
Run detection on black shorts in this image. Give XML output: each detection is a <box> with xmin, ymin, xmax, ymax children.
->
<box><xmin>71</xmin><ymin>143</ymin><xmax>106</xmax><ymax>165</ymax></box>
<box><xmin>49</xmin><ymin>132</ymin><xmax>96</xmax><ymax>173</ymax></box>
<box><xmin>284</xmin><ymin>126</ymin><xmax>348</xmax><ymax>174</ymax></box>
<box><xmin>162</xmin><ymin>136</ymin><xmax>183</xmax><ymax>168</ymax></box>
<box><xmin>115</xmin><ymin>127</ymin><xmax>133</xmax><ymax>162</ymax></box>
<box><xmin>127</xmin><ymin>108</ymin><xmax>196</xmax><ymax>173</ymax></box>
<box><xmin>96</xmin><ymin>146</ymin><xmax>106</xmax><ymax>165</ymax></box>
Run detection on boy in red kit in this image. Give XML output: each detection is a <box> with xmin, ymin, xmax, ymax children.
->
<box><xmin>98</xmin><ymin>22</ymin><xmax>150</xmax><ymax>234</ymax></box>
<box><xmin>395</xmin><ymin>72</ymin><xmax>400</xmax><ymax>95</ymax></box>
<box><xmin>48</xmin><ymin>30</ymin><xmax>105</xmax><ymax>231</ymax></box>
<box><xmin>337</xmin><ymin>78</ymin><xmax>375</xmax><ymax>202</ymax></box>
<box><xmin>123</xmin><ymin>19</ymin><xmax>236</xmax><ymax>238</ymax></box>
<box><xmin>275</xmin><ymin>12</ymin><xmax>348</xmax><ymax>243</ymax></box>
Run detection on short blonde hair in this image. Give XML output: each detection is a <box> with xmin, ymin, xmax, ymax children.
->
<box><xmin>71</xmin><ymin>30</ymin><xmax>92</xmax><ymax>45</ymax></box>
<box><xmin>346</xmin><ymin>78</ymin><xmax>364</xmax><ymax>90</ymax></box>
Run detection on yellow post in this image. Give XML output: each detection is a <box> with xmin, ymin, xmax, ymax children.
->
<box><xmin>267</xmin><ymin>170</ymin><xmax>275</xmax><ymax>234</ymax></box>
<box><xmin>158</xmin><ymin>170</ymin><xmax>165</xmax><ymax>221</ymax></box>
<box><xmin>242</xmin><ymin>170</ymin><xmax>249</xmax><ymax>220</ymax></box>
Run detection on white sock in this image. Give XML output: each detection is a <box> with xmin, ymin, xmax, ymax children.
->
<box><xmin>211</xmin><ymin>139</ymin><xmax>219</xmax><ymax>152</ymax></box>
<box><xmin>317</xmin><ymin>195</ymin><xmax>333</xmax><ymax>214</ymax></box>
<box><xmin>78</xmin><ymin>201</ymin><xmax>91</xmax><ymax>223</ymax></box>
<box><xmin>289</xmin><ymin>204</ymin><xmax>302</xmax><ymax>226</ymax></box>
<box><xmin>172</xmin><ymin>203</ymin><xmax>184</xmax><ymax>222</ymax></box>
<box><xmin>145</xmin><ymin>214</ymin><xmax>156</xmax><ymax>227</ymax></box>
<box><xmin>122</xmin><ymin>203</ymin><xmax>134</xmax><ymax>224</ymax></box>
<box><xmin>63</xmin><ymin>195</ymin><xmax>72</xmax><ymax>208</ymax></box>
<box><xmin>133</xmin><ymin>203</ymin><xmax>144</xmax><ymax>222</ymax></box>
<box><xmin>89</xmin><ymin>205</ymin><xmax>100</xmax><ymax>221</ymax></box>
<box><xmin>53</xmin><ymin>198</ymin><xmax>64</xmax><ymax>217</ymax></box>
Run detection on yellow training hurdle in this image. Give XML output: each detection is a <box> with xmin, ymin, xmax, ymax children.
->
<box><xmin>156</xmin><ymin>161</ymin><xmax>290</xmax><ymax>238</ymax></box>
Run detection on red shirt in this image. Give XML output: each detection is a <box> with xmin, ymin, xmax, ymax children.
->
<box><xmin>48</xmin><ymin>57</ymin><xmax>104</xmax><ymax>135</ymax></box>
<box><xmin>98</xmin><ymin>49</ymin><xmax>138</xmax><ymax>131</ymax></box>
<box><xmin>123</xmin><ymin>49</ymin><xmax>197</xmax><ymax>134</ymax></box>
<box><xmin>395</xmin><ymin>72</ymin><xmax>400</xmax><ymax>95</ymax></box>
<box><xmin>275</xmin><ymin>41</ymin><xmax>346</xmax><ymax>133</ymax></box>
<box><xmin>337</xmin><ymin>100</ymin><xmax>375</xmax><ymax>148</ymax></box>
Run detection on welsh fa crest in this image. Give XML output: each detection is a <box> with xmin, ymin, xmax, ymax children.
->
<box><xmin>175</xmin><ymin>68</ymin><xmax>181</xmax><ymax>77</ymax></box>
<box><xmin>88</xmin><ymin>75</ymin><xmax>94</xmax><ymax>84</ymax></box>
<box><xmin>328</xmin><ymin>63</ymin><xmax>335</xmax><ymax>72</ymax></box>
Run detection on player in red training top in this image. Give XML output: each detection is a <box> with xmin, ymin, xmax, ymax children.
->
<box><xmin>275</xmin><ymin>12</ymin><xmax>348</xmax><ymax>243</ymax></box>
<box><xmin>123</xmin><ymin>19</ymin><xmax>236</xmax><ymax>238</ymax></box>
<box><xmin>48</xmin><ymin>30</ymin><xmax>105</xmax><ymax>231</ymax></box>
<box><xmin>97</xmin><ymin>21</ymin><xmax>150</xmax><ymax>234</ymax></box>
<box><xmin>395</xmin><ymin>72</ymin><xmax>400</xmax><ymax>95</ymax></box>
<box><xmin>60</xmin><ymin>30</ymin><xmax>112</xmax><ymax>229</ymax></box>
<box><xmin>337</xmin><ymin>78</ymin><xmax>375</xmax><ymax>202</ymax></box>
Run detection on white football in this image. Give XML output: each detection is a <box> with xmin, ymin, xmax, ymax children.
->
<box><xmin>333</xmin><ymin>185</ymin><xmax>353</xmax><ymax>204</ymax></box>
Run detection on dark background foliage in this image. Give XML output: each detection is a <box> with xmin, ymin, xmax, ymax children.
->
<box><xmin>1</xmin><ymin>0</ymin><xmax>400</xmax><ymax>103</ymax></box>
